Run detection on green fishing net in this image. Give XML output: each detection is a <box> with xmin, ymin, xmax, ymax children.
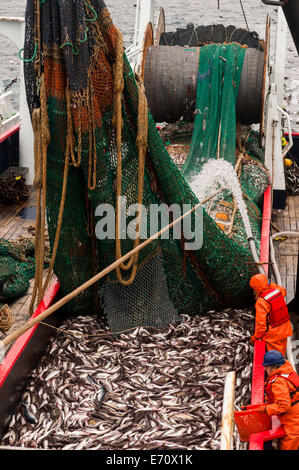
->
<box><xmin>23</xmin><ymin>1</ymin><xmax>269</xmax><ymax>331</ymax></box>
<box><xmin>182</xmin><ymin>44</ymin><xmax>245</xmax><ymax>178</ymax></box>
<box><xmin>0</xmin><ymin>238</ymin><xmax>37</xmax><ymax>301</ymax></box>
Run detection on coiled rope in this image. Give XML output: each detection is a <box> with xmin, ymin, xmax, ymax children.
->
<box><xmin>0</xmin><ymin>304</ymin><xmax>14</xmax><ymax>332</ymax></box>
<box><xmin>113</xmin><ymin>28</ymin><xmax>148</xmax><ymax>286</ymax></box>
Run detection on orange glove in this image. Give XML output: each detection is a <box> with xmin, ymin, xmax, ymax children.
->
<box><xmin>250</xmin><ymin>335</ymin><xmax>256</xmax><ymax>345</ymax></box>
<box><xmin>257</xmin><ymin>406</ymin><xmax>267</xmax><ymax>413</ymax></box>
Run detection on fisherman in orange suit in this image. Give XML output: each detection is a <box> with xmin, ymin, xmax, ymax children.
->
<box><xmin>257</xmin><ymin>350</ymin><xmax>299</xmax><ymax>450</ymax></box>
<box><xmin>250</xmin><ymin>274</ymin><xmax>293</xmax><ymax>356</ymax></box>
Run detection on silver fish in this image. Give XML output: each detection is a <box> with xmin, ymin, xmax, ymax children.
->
<box><xmin>2</xmin><ymin>308</ymin><xmax>254</xmax><ymax>450</ymax></box>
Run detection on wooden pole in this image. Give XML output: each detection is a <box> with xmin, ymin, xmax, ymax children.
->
<box><xmin>220</xmin><ymin>371</ymin><xmax>236</xmax><ymax>450</ymax></box>
<box><xmin>1</xmin><ymin>189</ymin><xmax>223</xmax><ymax>348</ymax></box>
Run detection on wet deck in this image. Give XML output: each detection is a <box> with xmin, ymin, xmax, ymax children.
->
<box><xmin>271</xmin><ymin>195</ymin><xmax>299</xmax><ymax>304</ymax></box>
<box><xmin>0</xmin><ymin>188</ymin><xmax>40</xmax><ymax>344</ymax></box>
<box><xmin>272</xmin><ymin>195</ymin><xmax>299</xmax><ymax>354</ymax></box>
<box><xmin>0</xmin><ymin>188</ymin><xmax>36</xmax><ymax>241</ymax></box>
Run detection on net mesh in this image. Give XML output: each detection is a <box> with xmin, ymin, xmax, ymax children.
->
<box><xmin>0</xmin><ymin>238</ymin><xmax>37</xmax><ymax>302</ymax></box>
<box><xmin>23</xmin><ymin>1</ymin><xmax>269</xmax><ymax>331</ymax></box>
<box><xmin>182</xmin><ymin>43</ymin><xmax>245</xmax><ymax>178</ymax></box>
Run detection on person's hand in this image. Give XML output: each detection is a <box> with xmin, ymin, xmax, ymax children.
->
<box><xmin>250</xmin><ymin>335</ymin><xmax>256</xmax><ymax>345</ymax></box>
<box><xmin>257</xmin><ymin>406</ymin><xmax>266</xmax><ymax>413</ymax></box>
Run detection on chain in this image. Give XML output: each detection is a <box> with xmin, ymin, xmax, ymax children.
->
<box><xmin>0</xmin><ymin>77</ymin><xmax>19</xmax><ymax>96</ymax></box>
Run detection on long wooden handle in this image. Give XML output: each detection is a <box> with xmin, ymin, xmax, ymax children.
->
<box><xmin>2</xmin><ymin>190</ymin><xmax>222</xmax><ymax>348</ymax></box>
<box><xmin>220</xmin><ymin>371</ymin><xmax>236</xmax><ymax>450</ymax></box>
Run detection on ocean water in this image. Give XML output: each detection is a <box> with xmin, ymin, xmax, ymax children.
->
<box><xmin>0</xmin><ymin>0</ymin><xmax>298</xmax><ymax>129</ymax></box>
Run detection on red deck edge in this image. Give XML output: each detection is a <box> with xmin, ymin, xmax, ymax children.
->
<box><xmin>249</xmin><ymin>185</ymin><xmax>285</xmax><ymax>450</ymax></box>
<box><xmin>259</xmin><ymin>185</ymin><xmax>271</xmax><ymax>277</ymax></box>
<box><xmin>0</xmin><ymin>124</ymin><xmax>20</xmax><ymax>144</ymax></box>
<box><xmin>0</xmin><ymin>280</ymin><xmax>60</xmax><ymax>387</ymax></box>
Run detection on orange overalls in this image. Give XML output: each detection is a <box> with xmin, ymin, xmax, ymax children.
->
<box><xmin>264</xmin><ymin>361</ymin><xmax>299</xmax><ymax>450</ymax></box>
<box><xmin>250</xmin><ymin>274</ymin><xmax>293</xmax><ymax>356</ymax></box>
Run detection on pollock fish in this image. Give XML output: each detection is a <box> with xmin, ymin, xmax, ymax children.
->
<box><xmin>1</xmin><ymin>309</ymin><xmax>254</xmax><ymax>450</ymax></box>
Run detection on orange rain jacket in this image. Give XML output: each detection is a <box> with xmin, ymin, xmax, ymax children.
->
<box><xmin>250</xmin><ymin>274</ymin><xmax>293</xmax><ymax>356</ymax></box>
<box><xmin>265</xmin><ymin>361</ymin><xmax>299</xmax><ymax>451</ymax></box>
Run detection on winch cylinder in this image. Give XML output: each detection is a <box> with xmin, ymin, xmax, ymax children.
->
<box><xmin>144</xmin><ymin>46</ymin><xmax>265</xmax><ymax>124</ymax></box>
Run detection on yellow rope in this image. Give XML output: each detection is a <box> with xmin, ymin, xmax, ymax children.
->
<box><xmin>30</xmin><ymin>72</ymin><xmax>50</xmax><ymax>313</ymax></box>
<box><xmin>65</xmin><ymin>82</ymin><xmax>79</xmax><ymax>168</ymax></box>
<box><xmin>87</xmin><ymin>80</ymin><xmax>97</xmax><ymax>191</ymax></box>
<box><xmin>38</xmin><ymin>85</ymin><xmax>72</xmax><ymax>301</ymax></box>
<box><xmin>29</xmin><ymin>1</ymin><xmax>43</xmax><ymax>314</ymax></box>
<box><xmin>0</xmin><ymin>305</ymin><xmax>14</xmax><ymax>332</ymax></box>
<box><xmin>113</xmin><ymin>28</ymin><xmax>148</xmax><ymax>286</ymax></box>
<box><xmin>30</xmin><ymin>78</ymin><xmax>71</xmax><ymax>311</ymax></box>
<box><xmin>36</xmin><ymin>73</ymin><xmax>50</xmax><ymax>305</ymax></box>
<box><xmin>30</xmin><ymin>107</ymin><xmax>42</xmax><ymax>311</ymax></box>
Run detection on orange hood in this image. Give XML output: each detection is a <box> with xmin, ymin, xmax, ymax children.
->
<box><xmin>250</xmin><ymin>274</ymin><xmax>270</xmax><ymax>295</ymax></box>
<box><xmin>269</xmin><ymin>361</ymin><xmax>295</xmax><ymax>378</ymax></box>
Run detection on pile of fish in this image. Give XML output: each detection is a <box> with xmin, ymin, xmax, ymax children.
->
<box><xmin>1</xmin><ymin>309</ymin><xmax>254</xmax><ymax>450</ymax></box>
<box><xmin>159</xmin><ymin>121</ymin><xmax>194</xmax><ymax>144</ymax></box>
<box><xmin>285</xmin><ymin>160</ymin><xmax>299</xmax><ymax>195</ymax></box>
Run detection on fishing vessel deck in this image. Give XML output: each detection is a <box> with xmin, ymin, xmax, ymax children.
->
<box><xmin>0</xmin><ymin>188</ymin><xmax>51</xmax><ymax>350</ymax></box>
<box><xmin>0</xmin><ymin>187</ymin><xmax>36</xmax><ymax>240</ymax></box>
<box><xmin>272</xmin><ymin>196</ymin><xmax>299</xmax><ymax>304</ymax></box>
<box><xmin>0</xmin><ymin>163</ymin><xmax>297</xmax><ymax>451</ymax></box>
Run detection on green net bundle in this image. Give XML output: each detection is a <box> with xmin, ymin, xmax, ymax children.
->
<box><xmin>0</xmin><ymin>238</ymin><xmax>36</xmax><ymax>302</ymax></box>
<box><xmin>23</xmin><ymin>0</ymin><xmax>269</xmax><ymax>332</ymax></box>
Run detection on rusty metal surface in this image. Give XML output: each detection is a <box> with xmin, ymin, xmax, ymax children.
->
<box><xmin>144</xmin><ymin>46</ymin><xmax>199</xmax><ymax>122</ymax></box>
<box><xmin>141</xmin><ymin>22</ymin><xmax>154</xmax><ymax>80</ymax></box>
<box><xmin>154</xmin><ymin>8</ymin><xmax>165</xmax><ymax>47</ymax></box>
<box><xmin>259</xmin><ymin>14</ymin><xmax>270</xmax><ymax>147</ymax></box>
<box><xmin>144</xmin><ymin>46</ymin><xmax>264</xmax><ymax>124</ymax></box>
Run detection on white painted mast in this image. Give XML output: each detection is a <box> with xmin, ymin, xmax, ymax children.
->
<box><xmin>126</xmin><ymin>0</ymin><xmax>155</xmax><ymax>72</ymax></box>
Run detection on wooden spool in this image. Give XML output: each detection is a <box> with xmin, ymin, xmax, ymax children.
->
<box><xmin>154</xmin><ymin>8</ymin><xmax>165</xmax><ymax>46</ymax></box>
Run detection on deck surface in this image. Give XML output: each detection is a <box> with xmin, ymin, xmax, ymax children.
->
<box><xmin>272</xmin><ymin>195</ymin><xmax>299</xmax><ymax>304</ymax></box>
<box><xmin>0</xmin><ymin>189</ymin><xmax>36</xmax><ymax>241</ymax></box>
<box><xmin>0</xmin><ymin>188</ymin><xmax>49</xmax><ymax>344</ymax></box>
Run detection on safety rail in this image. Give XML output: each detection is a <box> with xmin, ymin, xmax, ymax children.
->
<box><xmin>249</xmin><ymin>185</ymin><xmax>285</xmax><ymax>450</ymax></box>
<box><xmin>0</xmin><ymin>123</ymin><xmax>19</xmax><ymax>145</ymax></box>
